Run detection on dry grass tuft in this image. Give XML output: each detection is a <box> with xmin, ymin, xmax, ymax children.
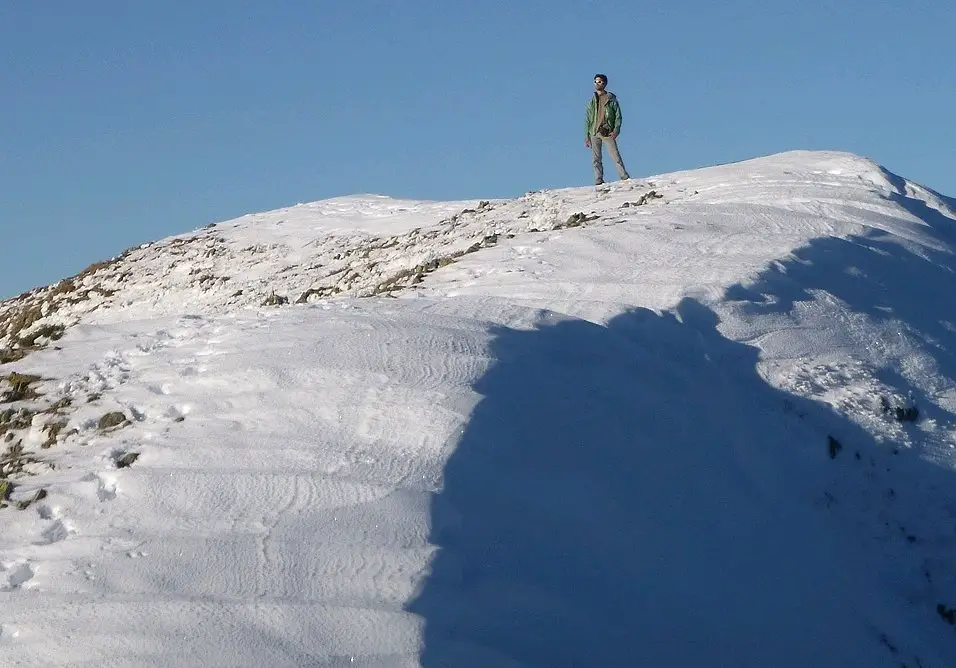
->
<box><xmin>1</xmin><ymin>372</ymin><xmax>43</xmax><ymax>403</ymax></box>
<box><xmin>41</xmin><ymin>420</ymin><xmax>68</xmax><ymax>449</ymax></box>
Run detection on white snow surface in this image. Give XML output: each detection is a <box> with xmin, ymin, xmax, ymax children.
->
<box><xmin>2</xmin><ymin>151</ymin><xmax>956</xmax><ymax>666</ymax></box>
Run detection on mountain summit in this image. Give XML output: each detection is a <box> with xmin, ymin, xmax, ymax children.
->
<box><xmin>2</xmin><ymin>151</ymin><xmax>956</xmax><ymax>666</ymax></box>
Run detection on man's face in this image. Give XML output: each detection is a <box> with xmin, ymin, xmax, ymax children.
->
<box><xmin>594</xmin><ymin>78</ymin><xmax>606</xmax><ymax>91</ymax></box>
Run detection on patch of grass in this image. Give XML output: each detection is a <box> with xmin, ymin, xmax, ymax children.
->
<box><xmin>555</xmin><ymin>212</ymin><xmax>600</xmax><ymax>229</ymax></box>
<box><xmin>6</xmin><ymin>372</ymin><xmax>42</xmax><ymax>385</ymax></box>
<box><xmin>1</xmin><ymin>372</ymin><xmax>43</xmax><ymax>403</ymax></box>
<box><xmin>92</xmin><ymin>286</ymin><xmax>117</xmax><ymax>298</ymax></box>
<box><xmin>1</xmin><ymin>304</ymin><xmax>44</xmax><ymax>342</ymax></box>
<box><xmin>0</xmin><ymin>253</ymin><xmax>127</xmax><ymax>366</ymax></box>
<box><xmin>0</xmin><ymin>476</ymin><xmax>44</xmax><ymax>510</ymax></box>
<box><xmin>621</xmin><ymin>190</ymin><xmax>663</xmax><ymax>208</ymax></box>
<box><xmin>0</xmin><ymin>303</ymin><xmax>65</xmax><ymax>365</ymax></box>
<box><xmin>48</xmin><ymin>279</ymin><xmax>77</xmax><ymax>298</ymax></box>
<box><xmin>0</xmin><ymin>479</ymin><xmax>12</xmax><ymax>508</ymax></box>
<box><xmin>75</xmin><ymin>258</ymin><xmax>122</xmax><ymax>282</ymax></box>
<box><xmin>296</xmin><ymin>287</ymin><xmax>337</xmax><ymax>303</ymax></box>
<box><xmin>46</xmin><ymin>397</ymin><xmax>72</xmax><ymax>412</ymax></box>
<box><xmin>0</xmin><ymin>407</ymin><xmax>36</xmax><ymax>435</ymax></box>
<box><xmin>18</xmin><ymin>323</ymin><xmax>65</xmax><ymax>348</ymax></box>
<box><xmin>41</xmin><ymin>420</ymin><xmax>68</xmax><ymax>449</ymax></box>
<box><xmin>0</xmin><ymin>348</ymin><xmax>27</xmax><ymax>365</ymax></box>
<box><xmin>371</xmin><ymin>267</ymin><xmax>422</xmax><ymax>295</ymax></box>
<box><xmin>202</xmin><ymin>245</ymin><xmax>227</xmax><ymax>259</ymax></box>
<box><xmin>371</xmin><ymin>247</ymin><xmax>478</xmax><ymax>296</ymax></box>
<box><xmin>261</xmin><ymin>292</ymin><xmax>289</xmax><ymax>307</ymax></box>
<box><xmin>1</xmin><ymin>442</ymin><xmax>40</xmax><ymax>477</ymax></box>
<box><xmin>197</xmin><ymin>275</ymin><xmax>229</xmax><ymax>291</ymax></box>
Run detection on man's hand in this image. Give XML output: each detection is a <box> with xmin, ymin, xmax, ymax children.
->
<box><xmin>585</xmin><ymin>138</ymin><xmax>591</xmax><ymax>148</ymax></box>
<box><xmin>610</xmin><ymin>132</ymin><xmax>618</xmax><ymax>140</ymax></box>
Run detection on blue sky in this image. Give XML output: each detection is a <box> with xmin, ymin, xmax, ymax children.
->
<box><xmin>1</xmin><ymin>1</ymin><xmax>953</xmax><ymax>299</ymax></box>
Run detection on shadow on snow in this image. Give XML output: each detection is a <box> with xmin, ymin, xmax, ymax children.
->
<box><xmin>407</xmin><ymin>181</ymin><xmax>956</xmax><ymax>666</ymax></box>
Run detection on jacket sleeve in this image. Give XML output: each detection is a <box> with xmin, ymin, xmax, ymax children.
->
<box><xmin>612</xmin><ymin>98</ymin><xmax>622</xmax><ymax>134</ymax></box>
<box><xmin>585</xmin><ymin>100</ymin><xmax>594</xmax><ymax>139</ymax></box>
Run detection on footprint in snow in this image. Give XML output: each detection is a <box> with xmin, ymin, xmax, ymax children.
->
<box><xmin>85</xmin><ymin>473</ymin><xmax>118</xmax><ymax>502</ymax></box>
<box><xmin>38</xmin><ymin>518</ymin><xmax>74</xmax><ymax>545</ymax></box>
<box><xmin>1</xmin><ymin>561</ymin><xmax>36</xmax><ymax>591</ymax></box>
<box><xmin>164</xmin><ymin>404</ymin><xmax>190</xmax><ymax>422</ymax></box>
<box><xmin>36</xmin><ymin>502</ymin><xmax>59</xmax><ymax>521</ymax></box>
<box><xmin>147</xmin><ymin>382</ymin><xmax>175</xmax><ymax>395</ymax></box>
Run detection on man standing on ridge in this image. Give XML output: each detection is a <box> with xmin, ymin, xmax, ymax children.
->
<box><xmin>585</xmin><ymin>74</ymin><xmax>630</xmax><ymax>186</ymax></box>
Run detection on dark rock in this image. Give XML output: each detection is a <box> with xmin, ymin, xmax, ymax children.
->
<box><xmin>98</xmin><ymin>412</ymin><xmax>127</xmax><ymax>430</ymax></box>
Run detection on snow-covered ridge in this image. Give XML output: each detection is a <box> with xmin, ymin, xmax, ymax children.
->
<box><xmin>2</xmin><ymin>150</ymin><xmax>950</xmax><ymax>359</ymax></box>
<box><xmin>3</xmin><ymin>150</ymin><xmax>956</xmax><ymax>666</ymax></box>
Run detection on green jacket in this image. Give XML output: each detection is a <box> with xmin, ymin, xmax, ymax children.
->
<box><xmin>585</xmin><ymin>92</ymin><xmax>622</xmax><ymax>139</ymax></box>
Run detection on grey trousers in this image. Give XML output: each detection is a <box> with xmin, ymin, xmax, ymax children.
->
<box><xmin>591</xmin><ymin>135</ymin><xmax>629</xmax><ymax>184</ymax></box>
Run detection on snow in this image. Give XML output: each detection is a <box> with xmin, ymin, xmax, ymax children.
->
<box><xmin>2</xmin><ymin>150</ymin><xmax>956</xmax><ymax>666</ymax></box>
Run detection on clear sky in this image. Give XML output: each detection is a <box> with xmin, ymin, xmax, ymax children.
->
<box><xmin>2</xmin><ymin>1</ymin><xmax>953</xmax><ymax>299</ymax></box>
